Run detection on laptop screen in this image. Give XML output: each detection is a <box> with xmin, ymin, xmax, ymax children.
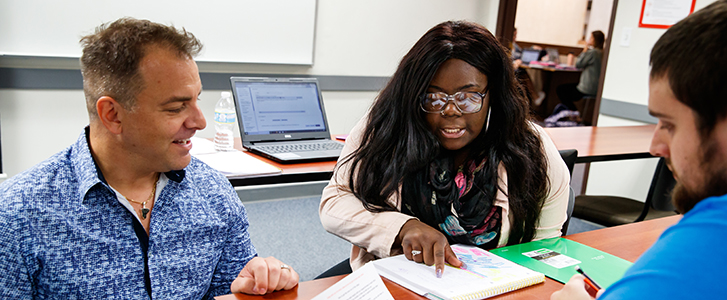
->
<box><xmin>521</xmin><ymin>49</ymin><xmax>540</xmax><ymax>64</ymax></box>
<box><xmin>232</xmin><ymin>79</ymin><xmax>327</xmax><ymax>136</ymax></box>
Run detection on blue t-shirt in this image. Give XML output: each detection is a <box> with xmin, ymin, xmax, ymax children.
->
<box><xmin>0</xmin><ymin>129</ymin><xmax>257</xmax><ymax>299</ymax></box>
<box><xmin>599</xmin><ymin>193</ymin><xmax>727</xmax><ymax>299</ymax></box>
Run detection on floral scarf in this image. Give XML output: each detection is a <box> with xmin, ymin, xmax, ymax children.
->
<box><xmin>401</xmin><ymin>155</ymin><xmax>502</xmax><ymax>248</ymax></box>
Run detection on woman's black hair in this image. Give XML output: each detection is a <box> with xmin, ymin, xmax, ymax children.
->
<box><xmin>591</xmin><ymin>30</ymin><xmax>605</xmax><ymax>49</ymax></box>
<box><xmin>340</xmin><ymin>20</ymin><xmax>549</xmax><ymax>244</ymax></box>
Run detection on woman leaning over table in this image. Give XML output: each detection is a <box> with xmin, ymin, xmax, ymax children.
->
<box><xmin>319</xmin><ymin>20</ymin><xmax>570</xmax><ymax>277</ymax></box>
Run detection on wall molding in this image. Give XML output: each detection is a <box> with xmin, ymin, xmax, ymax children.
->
<box><xmin>599</xmin><ymin>98</ymin><xmax>657</xmax><ymax>124</ymax></box>
<box><xmin>0</xmin><ymin>67</ymin><xmax>389</xmax><ymax>91</ymax></box>
<box><xmin>0</xmin><ymin>67</ymin><xmax>659</xmax><ymax>124</ymax></box>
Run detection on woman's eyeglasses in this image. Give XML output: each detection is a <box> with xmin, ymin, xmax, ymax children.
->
<box><xmin>420</xmin><ymin>90</ymin><xmax>487</xmax><ymax>114</ymax></box>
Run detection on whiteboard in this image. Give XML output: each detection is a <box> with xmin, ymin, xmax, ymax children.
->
<box><xmin>0</xmin><ymin>0</ymin><xmax>316</xmax><ymax>65</ymax></box>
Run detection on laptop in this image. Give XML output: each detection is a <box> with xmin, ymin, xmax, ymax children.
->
<box><xmin>229</xmin><ymin>77</ymin><xmax>344</xmax><ymax>163</ymax></box>
<box><xmin>521</xmin><ymin>48</ymin><xmax>541</xmax><ymax>64</ymax></box>
<box><xmin>545</xmin><ymin>48</ymin><xmax>560</xmax><ymax>64</ymax></box>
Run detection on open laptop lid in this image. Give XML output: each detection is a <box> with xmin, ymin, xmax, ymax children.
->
<box><xmin>521</xmin><ymin>49</ymin><xmax>540</xmax><ymax>64</ymax></box>
<box><xmin>230</xmin><ymin>77</ymin><xmax>332</xmax><ymax>145</ymax></box>
<box><xmin>545</xmin><ymin>48</ymin><xmax>560</xmax><ymax>64</ymax></box>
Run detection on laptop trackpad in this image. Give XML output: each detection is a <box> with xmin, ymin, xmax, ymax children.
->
<box><xmin>276</xmin><ymin>153</ymin><xmax>302</xmax><ymax>159</ymax></box>
<box><xmin>276</xmin><ymin>150</ymin><xmax>340</xmax><ymax>159</ymax></box>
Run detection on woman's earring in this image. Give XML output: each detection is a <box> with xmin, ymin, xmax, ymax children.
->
<box><xmin>484</xmin><ymin>106</ymin><xmax>492</xmax><ymax>133</ymax></box>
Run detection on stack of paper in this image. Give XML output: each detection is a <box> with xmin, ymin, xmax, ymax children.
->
<box><xmin>312</xmin><ymin>263</ymin><xmax>394</xmax><ymax>300</ymax></box>
<box><xmin>190</xmin><ymin>137</ymin><xmax>281</xmax><ymax>178</ymax></box>
<box><xmin>374</xmin><ymin>244</ymin><xmax>545</xmax><ymax>300</ymax></box>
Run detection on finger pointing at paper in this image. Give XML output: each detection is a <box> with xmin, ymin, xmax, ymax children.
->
<box><xmin>398</xmin><ymin>219</ymin><xmax>462</xmax><ymax>277</ymax></box>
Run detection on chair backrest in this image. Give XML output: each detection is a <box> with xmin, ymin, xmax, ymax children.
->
<box><xmin>636</xmin><ymin>157</ymin><xmax>676</xmax><ymax>221</ymax></box>
<box><xmin>579</xmin><ymin>96</ymin><xmax>596</xmax><ymax>126</ymax></box>
<box><xmin>558</xmin><ymin>149</ymin><xmax>578</xmax><ymax>177</ymax></box>
<box><xmin>558</xmin><ymin>149</ymin><xmax>578</xmax><ymax>235</ymax></box>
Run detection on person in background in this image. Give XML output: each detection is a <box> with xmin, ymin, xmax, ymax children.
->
<box><xmin>0</xmin><ymin>17</ymin><xmax>298</xmax><ymax>299</ymax></box>
<box><xmin>320</xmin><ymin>20</ymin><xmax>570</xmax><ymax>278</ymax></box>
<box><xmin>555</xmin><ymin>30</ymin><xmax>605</xmax><ymax>111</ymax></box>
<box><xmin>552</xmin><ymin>1</ymin><xmax>727</xmax><ymax>299</ymax></box>
<box><xmin>511</xmin><ymin>27</ymin><xmax>523</xmax><ymax>61</ymax></box>
<box><xmin>510</xmin><ymin>28</ymin><xmax>546</xmax><ymax>113</ymax></box>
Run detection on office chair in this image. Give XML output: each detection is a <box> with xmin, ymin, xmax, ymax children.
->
<box><xmin>574</xmin><ymin>96</ymin><xmax>596</xmax><ymax>126</ymax></box>
<box><xmin>572</xmin><ymin>158</ymin><xmax>678</xmax><ymax>227</ymax></box>
<box><xmin>557</xmin><ymin>149</ymin><xmax>578</xmax><ymax>235</ymax></box>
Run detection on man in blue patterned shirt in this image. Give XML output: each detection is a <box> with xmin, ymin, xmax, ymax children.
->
<box><xmin>0</xmin><ymin>18</ymin><xmax>299</xmax><ymax>299</ymax></box>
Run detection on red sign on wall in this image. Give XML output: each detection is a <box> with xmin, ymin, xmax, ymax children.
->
<box><xmin>639</xmin><ymin>0</ymin><xmax>696</xmax><ymax>29</ymax></box>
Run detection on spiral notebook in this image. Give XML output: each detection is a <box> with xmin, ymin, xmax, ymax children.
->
<box><xmin>373</xmin><ymin>244</ymin><xmax>544</xmax><ymax>300</ymax></box>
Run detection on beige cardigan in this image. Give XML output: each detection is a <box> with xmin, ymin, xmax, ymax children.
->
<box><xmin>319</xmin><ymin>117</ymin><xmax>570</xmax><ymax>270</ymax></box>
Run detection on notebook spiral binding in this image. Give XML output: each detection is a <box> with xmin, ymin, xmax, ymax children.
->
<box><xmin>453</xmin><ymin>274</ymin><xmax>545</xmax><ymax>300</ymax></box>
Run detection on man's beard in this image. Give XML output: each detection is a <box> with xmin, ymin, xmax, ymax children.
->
<box><xmin>670</xmin><ymin>138</ymin><xmax>727</xmax><ymax>214</ymax></box>
<box><xmin>671</xmin><ymin>173</ymin><xmax>727</xmax><ymax>214</ymax></box>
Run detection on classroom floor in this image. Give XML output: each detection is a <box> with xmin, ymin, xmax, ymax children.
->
<box><xmin>244</xmin><ymin>196</ymin><xmax>351</xmax><ymax>281</ymax></box>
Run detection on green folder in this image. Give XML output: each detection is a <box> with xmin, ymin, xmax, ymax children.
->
<box><xmin>489</xmin><ymin>237</ymin><xmax>632</xmax><ymax>288</ymax></box>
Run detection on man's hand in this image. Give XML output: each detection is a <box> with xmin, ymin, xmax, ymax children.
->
<box><xmin>230</xmin><ymin>256</ymin><xmax>299</xmax><ymax>295</ymax></box>
<box><xmin>551</xmin><ymin>274</ymin><xmax>604</xmax><ymax>300</ymax></box>
<box><xmin>397</xmin><ymin>219</ymin><xmax>462</xmax><ymax>278</ymax></box>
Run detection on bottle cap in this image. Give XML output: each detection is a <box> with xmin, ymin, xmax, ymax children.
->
<box><xmin>221</xmin><ymin>91</ymin><xmax>231</xmax><ymax>98</ymax></box>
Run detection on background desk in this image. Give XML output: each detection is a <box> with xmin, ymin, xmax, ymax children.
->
<box><xmin>544</xmin><ymin>124</ymin><xmax>656</xmax><ymax>163</ymax></box>
<box><xmin>519</xmin><ymin>64</ymin><xmax>582</xmax><ymax>120</ymax></box>
<box><xmin>229</xmin><ymin>125</ymin><xmax>656</xmax><ymax>186</ymax></box>
<box><xmin>216</xmin><ymin>215</ymin><xmax>680</xmax><ymax>300</ymax></box>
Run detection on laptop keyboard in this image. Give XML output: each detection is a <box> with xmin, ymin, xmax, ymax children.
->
<box><xmin>252</xmin><ymin>141</ymin><xmax>344</xmax><ymax>153</ymax></box>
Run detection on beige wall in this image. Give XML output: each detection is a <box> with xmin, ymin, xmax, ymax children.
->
<box><xmin>514</xmin><ymin>0</ymin><xmax>588</xmax><ymax>46</ymax></box>
<box><xmin>586</xmin><ymin>0</ymin><xmax>614</xmax><ymax>38</ymax></box>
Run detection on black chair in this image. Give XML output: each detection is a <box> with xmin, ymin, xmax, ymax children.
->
<box><xmin>315</xmin><ymin>258</ymin><xmax>352</xmax><ymax>279</ymax></box>
<box><xmin>574</xmin><ymin>96</ymin><xmax>596</xmax><ymax>126</ymax></box>
<box><xmin>558</xmin><ymin>149</ymin><xmax>578</xmax><ymax>235</ymax></box>
<box><xmin>572</xmin><ymin>158</ymin><xmax>678</xmax><ymax>227</ymax></box>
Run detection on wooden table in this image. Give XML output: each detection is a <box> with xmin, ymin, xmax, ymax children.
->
<box><xmin>227</xmin><ymin>125</ymin><xmax>656</xmax><ymax>186</ymax></box>
<box><xmin>226</xmin><ymin>137</ymin><xmax>338</xmax><ymax>187</ymax></box>
<box><xmin>544</xmin><ymin>124</ymin><xmax>656</xmax><ymax>163</ymax></box>
<box><xmin>520</xmin><ymin>64</ymin><xmax>582</xmax><ymax>73</ymax></box>
<box><xmin>519</xmin><ymin>64</ymin><xmax>582</xmax><ymax>120</ymax></box>
<box><xmin>215</xmin><ymin>215</ymin><xmax>680</xmax><ymax>300</ymax></box>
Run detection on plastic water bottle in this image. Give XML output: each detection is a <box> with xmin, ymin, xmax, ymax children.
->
<box><xmin>213</xmin><ymin>91</ymin><xmax>236</xmax><ymax>151</ymax></box>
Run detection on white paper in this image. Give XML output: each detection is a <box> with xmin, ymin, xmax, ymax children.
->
<box><xmin>522</xmin><ymin>248</ymin><xmax>581</xmax><ymax>269</ymax></box>
<box><xmin>312</xmin><ymin>263</ymin><xmax>394</xmax><ymax>300</ymax></box>
<box><xmin>375</xmin><ymin>254</ymin><xmax>511</xmax><ymax>299</ymax></box>
<box><xmin>189</xmin><ymin>137</ymin><xmax>217</xmax><ymax>156</ymax></box>
<box><xmin>190</xmin><ymin>138</ymin><xmax>281</xmax><ymax>178</ymax></box>
<box><xmin>641</xmin><ymin>0</ymin><xmax>693</xmax><ymax>26</ymax></box>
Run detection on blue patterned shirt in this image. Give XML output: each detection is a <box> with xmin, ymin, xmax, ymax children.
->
<box><xmin>0</xmin><ymin>129</ymin><xmax>257</xmax><ymax>299</ymax></box>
